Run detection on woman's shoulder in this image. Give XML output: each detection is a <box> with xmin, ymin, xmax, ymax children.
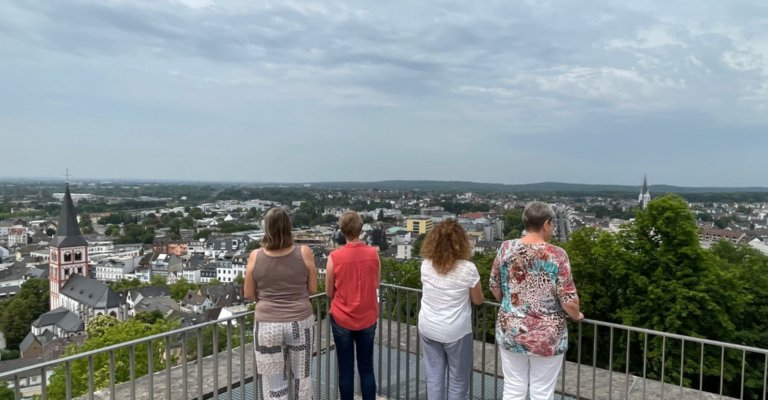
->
<box><xmin>544</xmin><ymin>243</ymin><xmax>569</xmax><ymax>259</ymax></box>
<box><xmin>497</xmin><ymin>239</ymin><xmax>520</xmax><ymax>255</ymax></box>
<box><xmin>364</xmin><ymin>244</ymin><xmax>380</xmax><ymax>256</ymax></box>
<box><xmin>456</xmin><ymin>260</ymin><xmax>479</xmax><ymax>276</ymax></box>
<box><xmin>502</xmin><ymin>238</ymin><xmax>520</xmax><ymax>248</ymax></box>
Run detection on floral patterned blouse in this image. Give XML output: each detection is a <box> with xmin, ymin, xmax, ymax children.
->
<box><xmin>489</xmin><ymin>239</ymin><xmax>579</xmax><ymax>356</ymax></box>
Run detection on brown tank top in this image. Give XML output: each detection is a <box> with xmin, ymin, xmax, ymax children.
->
<box><xmin>252</xmin><ymin>246</ymin><xmax>313</xmax><ymax>322</ymax></box>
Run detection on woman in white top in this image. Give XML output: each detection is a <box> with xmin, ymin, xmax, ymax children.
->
<box><xmin>418</xmin><ymin>219</ymin><xmax>484</xmax><ymax>400</ymax></box>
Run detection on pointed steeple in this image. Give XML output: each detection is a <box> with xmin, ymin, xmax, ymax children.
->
<box><xmin>638</xmin><ymin>175</ymin><xmax>651</xmax><ymax>209</ymax></box>
<box><xmin>53</xmin><ymin>183</ymin><xmax>88</xmax><ymax>247</ymax></box>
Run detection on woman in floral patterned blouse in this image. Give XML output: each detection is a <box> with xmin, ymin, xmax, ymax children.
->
<box><xmin>490</xmin><ymin>201</ymin><xmax>583</xmax><ymax>400</ymax></box>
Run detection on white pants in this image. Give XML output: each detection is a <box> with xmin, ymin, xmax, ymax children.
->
<box><xmin>500</xmin><ymin>348</ymin><xmax>563</xmax><ymax>400</ymax></box>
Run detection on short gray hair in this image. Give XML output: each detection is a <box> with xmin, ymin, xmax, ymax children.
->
<box><xmin>523</xmin><ymin>201</ymin><xmax>555</xmax><ymax>232</ymax></box>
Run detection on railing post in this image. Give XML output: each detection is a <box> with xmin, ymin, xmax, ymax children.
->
<box><xmin>129</xmin><ymin>345</ymin><xmax>136</xmax><ymax>400</ymax></box>
<box><xmin>183</xmin><ymin>331</ymin><xmax>190</xmax><ymax>399</ymax></box>
<box><xmin>576</xmin><ymin>321</ymin><xmax>582</xmax><ymax>400</ymax></box>
<box><xmin>88</xmin><ymin>355</ymin><xmax>95</xmax><ymax>400</ymax></box>
<box><xmin>197</xmin><ymin>326</ymin><xmax>204</xmax><ymax>400</ymax></box>
<box><xmin>214</xmin><ymin>323</ymin><xmax>220</xmax><ymax>399</ymax></box>
<box><xmin>405</xmin><ymin>290</ymin><xmax>412</xmax><ymax>399</ymax></box>
<box><xmin>608</xmin><ymin>326</ymin><xmax>614</xmax><ymax>400</ymax></box>
<box><xmin>395</xmin><ymin>287</ymin><xmax>402</xmax><ymax>400</ymax></box>
<box><xmin>164</xmin><ymin>336</ymin><xmax>171</xmax><ymax>399</ymax></box>
<box><xmin>239</xmin><ymin>316</ymin><xmax>246</xmax><ymax>400</ymax></box>
<box><xmin>147</xmin><ymin>339</ymin><xmax>154</xmax><ymax>400</ymax></box>
<box><xmin>227</xmin><ymin>320</ymin><xmax>233</xmax><ymax>398</ymax></box>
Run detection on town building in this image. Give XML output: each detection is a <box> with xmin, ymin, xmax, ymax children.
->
<box><xmin>406</xmin><ymin>216</ymin><xmax>434</xmax><ymax>235</ymax></box>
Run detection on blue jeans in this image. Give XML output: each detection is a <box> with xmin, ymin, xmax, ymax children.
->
<box><xmin>330</xmin><ymin>314</ymin><xmax>377</xmax><ymax>400</ymax></box>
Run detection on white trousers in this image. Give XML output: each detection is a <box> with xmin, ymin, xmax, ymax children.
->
<box><xmin>500</xmin><ymin>348</ymin><xmax>564</xmax><ymax>400</ymax></box>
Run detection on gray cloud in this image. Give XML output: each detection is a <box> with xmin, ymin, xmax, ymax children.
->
<box><xmin>1</xmin><ymin>0</ymin><xmax>767</xmax><ymax>185</ymax></box>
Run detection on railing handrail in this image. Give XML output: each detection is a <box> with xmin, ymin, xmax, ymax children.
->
<box><xmin>4</xmin><ymin>285</ymin><xmax>768</xmax><ymax>382</ymax></box>
<box><xmin>377</xmin><ymin>283</ymin><xmax>768</xmax><ymax>355</ymax></box>
<box><xmin>0</xmin><ymin>292</ymin><xmax>325</xmax><ymax>379</ymax></box>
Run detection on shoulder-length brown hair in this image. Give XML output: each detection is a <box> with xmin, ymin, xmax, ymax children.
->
<box><xmin>262</xmin><ymin>207</ymin><xmax>294</xmax><ymax>250</ymax></box>
<box><xmin>420</xmin><ymin>219</ymin><xmax>471</xmax><ymax>274</ymax></box>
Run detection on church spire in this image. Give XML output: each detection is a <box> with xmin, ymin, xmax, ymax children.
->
<box><xmin>53</xmin><ymin>183</ymin><xmax>88</xmax><ymax>247</ymax></box>
<box><xmin>638</xmin><ymin>175</ymin><xmax>651</xmax><ymax>209</ymax></box>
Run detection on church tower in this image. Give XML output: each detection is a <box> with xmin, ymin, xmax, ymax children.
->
<box><xmin>49</xmin><ymin>183</ymin><xmax>89</xmax><ymax>309</ymax></box>
<box><xmin>638</xmin><ymin>175</ymin><xmax>651</xmax><ymax>209</ymax></box>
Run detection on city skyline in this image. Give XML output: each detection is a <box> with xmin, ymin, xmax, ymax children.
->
<box><xmin>2</xmin><ymin>1</ymin><xmax>768</xmax><ymax>186</ymax></box>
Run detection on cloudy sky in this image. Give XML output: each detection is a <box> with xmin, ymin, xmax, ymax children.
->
<box><xmin>1</xmin><ymin>0</ymin><xmax>767</xmax><ymax>186</ymax></box>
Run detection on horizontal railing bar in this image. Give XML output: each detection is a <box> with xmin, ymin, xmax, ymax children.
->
<box><xmin>379</xmin><ymin>283</ymin><xmax>768</xmax><ymax>354</ymax></box>
<box><xmin>4</xmin><ymin>284</ymin><xmax>768</xmax><ymax>384</ymax></box>
<box><xmin>0</xmin><ymin>293</ymin><xmax>326</xmax><ymax>380</ymax></box>
<box><xmin>580</xmin><ymin>319</ymin><xmax>768</xmax><ymax>355</ymax></box>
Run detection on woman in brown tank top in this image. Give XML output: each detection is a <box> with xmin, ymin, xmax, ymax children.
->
<box><xmin>244</xmin><ymin>207</ymin><xmax>318</xmax><ymax>399</ymax></box>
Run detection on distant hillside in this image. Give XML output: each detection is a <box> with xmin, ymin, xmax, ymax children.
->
<box><xmin>302</xmin><ymin>180</ymin><xmax>768</xmax><ymax>193</ymax></box>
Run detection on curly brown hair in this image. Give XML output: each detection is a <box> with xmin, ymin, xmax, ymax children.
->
<box><xmin>420</xmin><ymin>219</ymin><xmax>471</xmax><ymax>274</ymax></box>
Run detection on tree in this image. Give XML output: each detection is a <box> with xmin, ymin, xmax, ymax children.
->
<box><xmin>563</xmin><ymin>227</ymin><xmax>632</xmax><ymax>322</ymax></box>
<box><xmin>116</xmin><ymin>223</ymin><xmax>154</xmax><ymax>244</ymax></box>
<box><xmin>714</xmin><ymin>216</ymin><xmax>731</xmax><ymax>229</ymax></box>
<box><xmin>0</xmin><ymin>278</ymin><xmax>49</xmax><ymax>349</ymax></box>
<box><xmin>370</xmin><ymin>228</ymin><xmax>388</xmax><ymax>251</ymax></box>
<box><xmin>78</xmin><ymin>213</ymin><xmax>94</xmax><ymax>234</ymax></box>
<box><xmin>503</xmin><ymin>208</ymin><xmax>524</xmax><ymax>239</ymax></box>
<box><xmin>194</xmin><ymin>229</ymin><xmax>212</xmax><ymax>240</ymax></box>
<box><xmin>134</xmin><ymin>310</ymin><xmax>165</xmax><ymax>325</ymax></box>
<box><xmin>234</xmin><ymin>273</ymin><xmax>245</xmax><ymax>285</ymax></box>
<box><xmin>377</xmin><ymin>209</ymin><xmax>384</xmax><ymax>221</ymax></box>
<box><xmin>104</xmin><ymin>224</ymin><xmax>121</xmax><ymax>237</ymax></box>
<box><xmin>47</xmin><ymin>317</ymin><xmax>177</xmax><ymax>399</ymax></box>
<box><xmin>0</xmin><ymin>349</ymin><xmax>20</xmax><ymax>361</ymax></box>
<box><xmin>109</xmin><ymin>278</ymin><xmax>143</xmax><ymax>292</ymax></box>
<box><xmin>411</xmin><ymin>234</ymin><xmax>425</xmax><ymax>257</ymax></box>
<box><xmin>188</xmin><ymin>207</ymin><xmax>205</xmax><ymax>219</ymax></box>
<box><xmin>246</xmin><ymin>207</ymin><xmax>261</xmax><ymax>220</ymax></box>
<box><xmin>562</xmin><ymin>195</ymin><xmax>742</xmax><ymax>393</ymax></box>
<box><xmin>170</xmin><ymin>278</ymin><xmax>198</xmax><ymax>301</ymax></box>
<box><xmin>0</xmin><ymin>382</ymin><xmax>14</xmax><ymax>400</ymax></box>
<box><xmin>86</xmin><ymin>315</ymin><xmax>120</xmax><ymax>338</ymax></box>
<box><xmin>621</xmin><ymin>195</ymin><xmax>732</xmax><ymax>337</ymax></box>
<box><xmin>381</xmin><ymin>258</ymin><xmax>420</xmax><ymax>288</ymax></box>
<box><xmin>150</xmin><ymin>274</ymin><xmax>167</xmax><ymax>287</ymax></box>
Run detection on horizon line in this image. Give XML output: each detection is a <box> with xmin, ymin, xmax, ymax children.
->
<box><xmin>1</xmin><ymin>176</ymin><xmax>766</xmax><ymax>190</ymax></box>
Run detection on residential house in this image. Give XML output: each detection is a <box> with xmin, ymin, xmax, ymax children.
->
<box><xmin>180</xmin><ymin>291</ymin><xmax>213</xmax><ymax>314</ymax></box>
<box><xmin>0</xmin><ymin>357</ymin><xmax>54</xmax><ymax>399</ymax></box>
<box><xmin>93</xmin><ymin>256</ymin><xmax>141</xmax><ymax>282</ymax></box>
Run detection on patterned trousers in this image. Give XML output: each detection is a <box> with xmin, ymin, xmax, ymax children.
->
<box><xmin>254</xmin><ymin>315</ymin><xmax>315</xmax><ymax>399</ymax></box>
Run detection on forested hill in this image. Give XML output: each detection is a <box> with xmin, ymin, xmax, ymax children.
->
<box><xmin>303</xmin><ymin>180</ymin><xmax>768</xmax><ymax>193</ymax></box>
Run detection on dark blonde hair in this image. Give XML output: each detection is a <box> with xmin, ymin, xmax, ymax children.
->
<box><xmin>339</xmin><ymin>210</ymin><xmax>363</xmax><ymax>240</ymax></box>
<box><xmin>420</xmin><ymin>219</ymin><xmax>471</xmax><ymax>274</ymax></box>
<box><xmin>262</xmin><ymin>207</ymin><xmax>294</xmax><ymax>250</ymax></box>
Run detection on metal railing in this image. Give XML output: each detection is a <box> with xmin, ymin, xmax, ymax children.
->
<box><xmin>2</xmin><ymin>284</ymin><xmax>767</xmax><ymax>399</ymax></box>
